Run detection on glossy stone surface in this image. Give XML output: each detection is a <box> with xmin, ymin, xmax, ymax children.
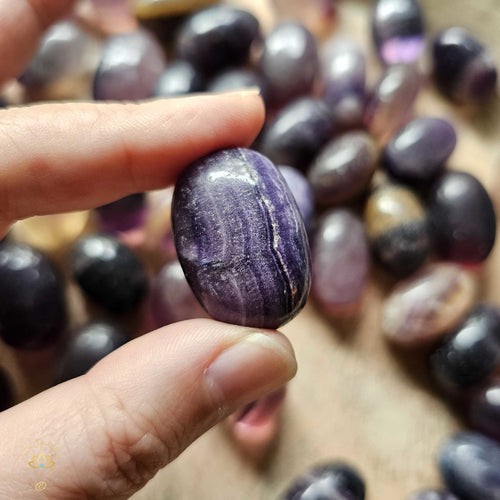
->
<box><xmin>278</xmin><ymin>166</ymin><xmax>315</xmax><ymax>233</ymax></box>
<box><xmin>208</xmin><ymin>69</ymin><xmax>268</xmax><ymax>104</ymax></box>
<box><xmin>260</xmin><ymin>22</ymin><xmax>319</xmax><ymax>107</ymax></box>
<box><xmin>282</xmin><ymin>462</ymin><xmax>365</xmax><ymax>500</ymax></box>
<box><xmin>469</xmin><ymin>379</ymin><xmax>500</xmax><ymax>442</ymax></box>
<box><xmin>312</xmin><ymin>210</ymin><xmax>370</xmax><ymax>316</ymax></box>
<box><xmin>382</xmin><ymin>264</ymin><xmax>476</xmax><ymax>345</ymax></box>
<box><xmin>176</xmin><ymin>6</ymin><xmax>260</xmax><ymax>76</ymax></box>
<box><xmin>93</xmin><ymin>30</ymin><xmax>166</xmax><ymax>100</ymax></box>
<box><xmin>439</xmin><ymin>432</ymin><xmax>500</xmax><ymax>500</ymax></box>
<box><xmin>96</xmin><ymin>193</ymin><xmax>147</xmax><ymax>234</ymax></box>
<box><xmin>134</xmin><ymin>0</ymin><xmax>218</xmax><ymax>19</ymax></box>
<box><xmin>382</xmin><ymin>117</ymin><xmax>456</xmax><ymax>184</ymax></box>
<box><xmin>308</xmin><ymin>131</ymin><xmax>377</xmax><ymax>206</ymax></box>
<box><xmin>433</xmin><ymin>28</ymin><xmax>498</xmax><ymax>103</ymax></box>
<box><xmin>56</xmin><ymin>321</ymin><xmax>127</xmax><ymax>383</ymax></box>
<box><xmin>428</xmin><ymin>171</ymin><xmax>496</xmax><ymax>263</ymax></box>
<box><xmin>71</xmin><ymin>234</ymin><xmax>148</xmax><ymax>313</ymax></box>
<box><xmin>430</xmin><ymin>304</ymin><xmax>500</xmax><ymax>391</ymax></box>
<box><xmin>0</xmin><ymin>243</ymin><xmax>66</xmax><ymax>349</ymax></box>
<box><xmin>371</xmin><ymin>0</ymin><xmax>425</xmax><ymax>65</ymax></box>
<box><xmin>0</xmin><ymin>368</ymin><xmax>14</xmax><ymax>411</ymax></box>
<box><xmin>408</xmin><ymin>490</ymin><xmax>458</xmax><ymax>500</ymax></box>
<box><xmin>154</xmin><ymin>61</ymin><xmax>204</xmax><ymax>97</ymax></box>
<box><xmin>260</xmin><ymin>98</ymin><xmax>334</xmax><ymax>171</ymax></box>
<box><xmin>365</xmin><ymin>184</ymin><xmax>430</xmax><ymax>277</ymax></box>
<box><xmin>150</xmin><ymin>260</ymin><xmax>209</xmax><ymax>327</ymax></box>
<box><xmin>364</xmin><ymin>64</ymin><xmax>421</xmax><ymax>144</ymax></box>
<box><xmin>172</xmin><ymin>148</ymin><xmax>311</xmax><ymax>329</ymax></box>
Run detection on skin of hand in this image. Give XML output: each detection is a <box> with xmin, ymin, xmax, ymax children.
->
<box><xmin>0</xmin><ymin>1</ymin><xmax>297</xmax><ymax>498</ymax></box>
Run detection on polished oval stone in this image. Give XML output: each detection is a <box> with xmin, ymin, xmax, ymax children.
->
<box><xmin>371</xmin><ymin>0</ymin><xmax>425</xmax><ymax>65</ymax></box>
<box><xmin>56</xmin><ymin>321</ymin><xmax>128</xmax><ymax>383</ymax></box>
<box><xmin>208</xmin><ymin>69</ymin><xmax>268</xmax><ymax>104</ymax></box>
<box><xmin>135</xmin><ymin>0</ymin><xmax>218</xmax><ymax>19</ymax></box>
<box><xmin>382</xmin><ymin>263</ymin><xmax>476</xmax><ymax>345</ymax></box>
<box><xmin>150</xmin><ymin>260</ymin><xmax>209</xmax><ymax>327</ymax></box>
<box><xmin>0</xmin><ymin>368</ymin><xmax>14</xmax><ymax>411</ymax></box>
<box><xmin>282</xmin><ymin>462</ymin><xmax>366</xmax><ymax>500</ymax></box>
<box><xmin>172</xmin><ymin>148</ymin><xmax>311</xmax><ymax>329</ymax></box>
<box><xmin>430</xmin><ymin>304</ymin><xmax>500</xmax><ymax>392</ymax></box>
<box><xmin>95</xmin><ymin>193</ymin><xmax>147</xmax><ymax>234</ymax></box>
<box><xmin>154</xmin><ymin>61</ymin><xmax>204</xmax><ymax>97</ymax></box>
<box><xmin>469</xmin><ymin>378</ymin><xmax>500</xmax><ymax>442</ymax></box>
<box><xmin>0</xmin><ymin>243</ymin><xmax>66</xmax><ymax>349</ymax></box>
<box><xmin>71</xmin><ymin>234</ymin><xmax>148</xmax><ymax>313</ymax></box>
<box><xmin>382</xmin><ymin>117</ymin><xmax>456</xmax><ymax>184</ymax></box>
<box><xmin>93</xmin><ymin>30</ymin><xmax>166</xmax><ymax>100</ymax></box>
<box><xmin>260</xmin><ymin>97</ymin><xmax>334</xmax><ymax>171</ymax></box>
<box><xmin>278</xmin><ymin>166</ymin><xmax>315</xmax><ymax>233</ymax></box>
<box><xmin>176</xmin><ymin>6</ymin><xmax>260</xmax><ymax>76</ymax></box>
<box><xmin>433</xmin><ymin>28</ymin><xmax>498</xmax><ymax>103</ymax></box>
<box><xmin>365</xmin><ymin>184</ymin><xmax>430</xmax><ymax>277</ymax></box>
<box><xmin>312</xmin><ymin>209</ymin><xmax>370</xmax><ymax>317</ymax></box>
<box><xmin>438</xmin><ymin>432</ymin><xmax>500</xmax><ymax>500</ymax></box>
<box><xmin>408</xmin><ymin>490</ymin><xmax>459</xmax><ymax>500</ymax></box>
<box><xmin>428</xmin><ymin>171</ymin><xmax>496</xmax><ymax>263</ymax></box>
<box><xmin>260</xmin><ymin>22</ymin><xmax>319</xmax><ymax>107</ymax></box>
<box><xmin>308</xmin><ymin>131</ymin><xmax>377</xmax><ymax>206</ymax></box>
<box><xmin>364</xmin><ymin>64</ymin><xmax>421</xmax><ymax>144</ymax></box>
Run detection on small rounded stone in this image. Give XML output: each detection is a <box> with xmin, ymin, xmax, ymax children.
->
<box><xmin>172</xmin><ymin>148</ymin><xmax>311</xmax><ymax>329</ymax></box>
<box><xmin>382</xmin><ymin>263</ymin><xmax>476</xmax><ymax>345</ymax></box>
<box><xmin>134</xmin><ymin>0</ymin><xmax>218</xmax><ymax>19</ymax></box>
<box><xmin>0</xmin><ymin>368</ymin><xmax>14</xmax><ymax>411</ymax></box>
<box><xmin>428</xmin><ymin>171</ymin><xmax>497</xmax><ymax>263</ymax></box>
<box><xmin>154</xmin><ymin>61</ymin><xmax>204</xmax><ymax>97</ymax></box>
<box><xmin>371</xmin><ymin>0</ymin><xmax>425</xmax><ymax>65</ymax></box>
<box><xmin>260</xmin><ymin>22</ymin><xmax>319</xmax><ymax>107</ymax></box>
<box><xmin>282</xmin><ymin>462</ymin><xmax>366</xmax><ymax>500</ymax></box>
<box><xmin>438</xmin><ymin>432</ymin><xmax>500</xmax><ymax>500</ymax></box>
<box><xmin>408</xmin><ymin>490</ymin><xmax>459</xmax><ymax>500</ymax></box>
<box><xmin>0</xmin><ymin>243</ymin><xmax>66</xmax><ymax>349</ymax></box>
<box><xmin>433</xmin><ymin>28</ymin><xmax>498</xmax><ymax>103</ymax></box>
<box><xmin>312</xmin><ymin>210</ymin><xmax>370</xmax><ymax>317</ymax></box>
<box><xmin>208</xmin><ymin>69</ymin><xmax>268</xmax><ymax>104</ymax></box>
<box><xmin>382</xmin><ymin>117</ymin><xmax>456</xmax><ymax>184</ymax></box>
<box><xmin>70</xmin><ymin>234</ymin><xmax>148</xmax><ymax>314</ymax></box>
<box><xmin>365</xmin><ymin>184</ymin><xmax>430</xmax><ymax>277</ymax></box>
<box><xmin>56</xmin><ymin>321</ymin><xmax>128</xmax><ymax>383</ymax></box>
<box><xmin>175</xmin><ymin>6</ymin><xmax>260</xmax><ymax>76</ymax></box>
<box><xmin>150</xmin><ymin>260</ymin><xmax>209</xmax><ymax>327</ymax></box>
<box><xmin>93</xmin><ymin>30</ymin><xmax>166</xmax><ymax>100</ymax></box>
<box><xmin>469</xmin><ymin>379</ymin><xmax>500</xmax><ymax>442</ymax></box>
<box><xmin>260</xmin><ymin>97</ymin><xmax>334</xmax><ymax>171</ymax></box>
<box><xmin>95</xmin><ymin>193</ymin><xmax>147</xmax><ymax>234</ymax></box>
<box><xmin>308</xmin><ymin>131</ymin><xmax>377</xmax><ymax>206</ymax></box>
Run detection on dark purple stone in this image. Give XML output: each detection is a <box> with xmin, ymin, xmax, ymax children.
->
<box><xmin>260</xmin><ymin>97</ymin><xmax>334</xmax><ymax>171</ymax></box>
<box><xmin>408</xmin><ymin>490</ymin><xmax>459</xmax><ymax>500</ymax></box>
<box><xmin>260</xmin><ymin>22</ymin><xmax>319</xmax><ymax>107</ymax></box>
<box><xmin>93</xmin><ymin>30</ymin><xmax>166</xmax><ymax>100</ymax></box>
<box><xmin>95</xmin><ymin>193</ymin><xmax>147</xmax><ymax>234</ymax></box>
<box><xmin>428</xmin><ymin>171</ymin><xmax>496</xmax><ymax>263</ymax></box>
<box><xmin>282</xmin><ymin>462</ymin><xmax>366</xmax><ymax>500</ymax></box>
<box><xmin>0</xmin><ymin>243</ymin><xmax>66</xmax><ymax>349</ymax></box>
<box><xmin>371</xmin><ymin>0</ymin><xmax>425</xmax><ymax>65</ymax></box>
<box><xmin>433</xmin><ymin>28</ymin><xmax>498</xmax><ymax>103</ymax></box>
<box><xmin>154</xmin><ymin>60</ymin><xmax>204</xmax><ymax>97</ymax></box>
<box><xmin>438</xmin><ymin>431</ymin><xmax>500</xmax><ymax>500</ymax></box>
<box><xmin>176</xmin><ymin>6</ymin><xmax>260</xmax><ymax>76</ymax></box>
<box><xmin>0</xmin><ymin>368</ymin><xmax>14</xmax><ymax>411</ymax></box>
<box><xmin>382</xmin><ymin>117</ymin><xmax>456</xmax><ymax>184</ymax></box>
<box><xmin>208</xmin><ymin>68</ymin><xmax>268</xmax><ymax>104</ymax></box>
<box><xmin>469</xmin><ymin>379</ymin><xmax>500</xmax><ymax>442</ymax></box>
<box><xmin>56</xmin><ymin>321</ymin><xmax>127</xmax><ymax>383</ymax></box>
<box><xmin>172</xmin><ymin>148</ymin><xmax>311</xmax><ymax>329</ymax></box>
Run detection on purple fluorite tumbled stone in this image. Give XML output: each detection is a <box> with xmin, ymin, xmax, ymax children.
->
<box><xmin>208</xmin><ymin>69</ymin><xmax>269</xmax><ymax>104</ymax></box>
<box><xmin>408</xmin><ymin>490</ymin><xmax>459</xmax><ymax>500</ymax></box>
<box><xmin>172</xmin><ymin>148</ymin><xmax>311</xmax><ymax>329</ymax></box>
<box><xmin>96</xmin><ymin>193</ymin><xmax>147</xmax><ymax>234</ymax></box>
<box><xmin>154</xmin><ymin>61</ymin><xmax>204</xmax><ymax>97</ymax></box>
<box><xmin>469</xmin><ymin>379</ymin><xmax>500</xmax><ymax>442</ymax></box>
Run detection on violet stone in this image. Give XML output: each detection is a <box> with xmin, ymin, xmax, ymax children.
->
<box><xmin>438</xmin><ymin>431</ymin><xmax>500</xmax><ymax>500</ymax></box>
<box><xmin>282</xmin><ymin>462</ymin><xmax>366</xmax><ymax>500</ymax></box>
<box><xmin>150</xmin><ymin>260</ymin><xmax>209</xmax><ymax>327</ymax></box>
<box><xmin>371</xmin><ymin>0</ymin><xmax>425</xmax><ymax>65</ymax></box>
<box><xmin>428</xmin><ymin>171</ymin><xmax>496</xmax><ymax>263</ymax></box>
<box><xmin>0</xmin><ymin>243</ymin><xmax>66</xmax><ymax>349</ymax></box>
<box><xmin>469</xmin><ymin>379</ymin><xmax>500</xmax><ymax>442</ymax></box>
<box><xmin>208</xmin><ymin>69</ymin><xmax>268</xmax><ymax>104</ymax></box>
<box><xmin>382</xmin><ymin>117</ymin><xmax>457</xmax><ymax>184</ymax></box>
<box><xmin>260</xmin><ymin>97</ymin><xmax>334</xmax><ymax>171</ymax></box>
<box><xmin>93</xmin><ymin>30</ymin><xmax>166</xmax><ymax>100</ymax></box>
<box><xmin>408</xmin><ymin>490</ymin><xmax>459</xmax><ymax>500</ymax></box>
<box><xmin>154</xmin><ymin>61</ymin><xmax>204</xmax><ymax>97</ymax></box>
<box><xmin>172</xmin><ymin>148</ymin><xmax>311</xmax><ymax>329</ymax></box>
<box><xmin>95</xmin><ymin>193</ymin><xmax>147</xmax><ymax>234</ymax></box>
<box><xmin>0</xmin><ymin>368</ymin><xmax>14</xmax><ymax>411</ymax></box>
<box><xmin>312</xmin><ymin>209</ymin><xmax>370</xmax><ymax>316</ymax></box>
<box><xmin>308</xmin><ymin>131</ymin><xmax>377</xmax><ymax>206</ymax></box>
<box><xmin>433</xmin><ymin>28</ymin><xmax>498</xmax><ymax>103</ymax></box>
<box><xmin>260</xmin><ymin>22</ymin><xmax>319</xmax><ymax>107</ymax></box>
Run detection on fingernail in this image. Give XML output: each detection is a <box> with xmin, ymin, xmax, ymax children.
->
<box><xmin>205</xmin><ymin>332</ymin><xmax>296</xmax><ymax>410</ymax></box>
<box><xmin>208</xmin><ymin>87</ymin><xmax>262</xmax><ymax>97</ymax></box>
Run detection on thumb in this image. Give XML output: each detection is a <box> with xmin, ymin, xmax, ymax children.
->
<box><xmin>0</xmin><ymin>319</ymin><xmax>296</xmax><ymax>499</ymax></box>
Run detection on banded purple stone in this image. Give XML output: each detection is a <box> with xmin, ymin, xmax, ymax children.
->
<box><xmin>172</xmin><ymin>148</ymin><xmax>311</xmax><ymax>329</ymax></box>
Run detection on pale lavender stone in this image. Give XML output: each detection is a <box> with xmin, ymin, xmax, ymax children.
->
<box><xmin>172</xmin><ymin>148</ymin><xmax>311</xmax><ymax>329</ymax></box>
<box><xmin>408</xmin><ymin>490</ymin><xmax>458</xmax><ymax>500</ymax></box>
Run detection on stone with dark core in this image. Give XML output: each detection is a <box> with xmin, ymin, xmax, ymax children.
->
<box><xmin>172</xmin><ymin>148</ymin><xmax>311</xmax><ymax>329</ymax></box>
<box><xmin>469</xmin><ymin>378</ymin><xmax>500</xmax><ymax>442</ymax></box>
<box><xmin>154</xmin><ymin>61</ymin><xmax>204</xmax><ymax>97</ymax></box>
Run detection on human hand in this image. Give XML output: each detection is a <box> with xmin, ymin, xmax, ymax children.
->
<box><xmin>0</xmin><ymin>2</ymin><xmax>297</xmax><ymax>498</ymax></box>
